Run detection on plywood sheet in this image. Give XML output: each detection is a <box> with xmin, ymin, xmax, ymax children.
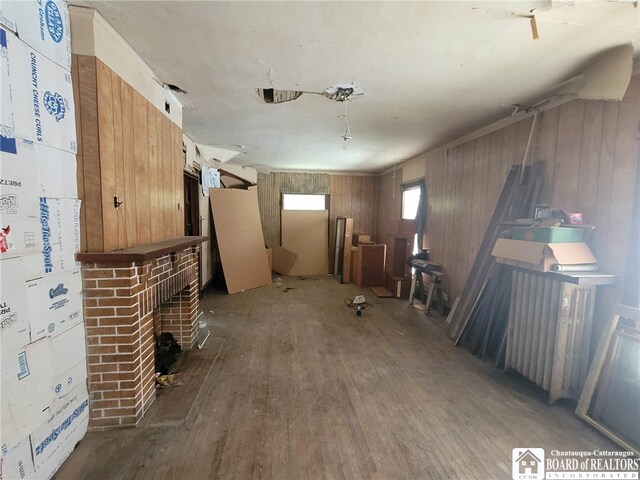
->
<box><xmin>209</xmin><ymin>189</ymin><xmax>271</xmax><ymax>293</ymax></box>
<box><xmin>282</xmin><ymin>210</ymin><xmax>329</xmax><ymax>276</ymax></box>
<box><xmin>269</xmin><ymin>244</ymin><xmax>297</xmax><ymax>275</ymax></box>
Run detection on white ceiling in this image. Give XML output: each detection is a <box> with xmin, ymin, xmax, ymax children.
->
<box><xmin>76</xmin><ymin>1</ymin><xmax>639</xmax><ymax>173</ymax></box>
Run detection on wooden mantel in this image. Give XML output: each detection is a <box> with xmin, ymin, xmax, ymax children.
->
<box><xmin>76</xmin><ymin>236</ymin><xmax>208</xmax><ymax>263</ymax></box>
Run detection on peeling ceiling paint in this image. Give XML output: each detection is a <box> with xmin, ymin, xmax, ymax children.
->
<box><xmin>74</xmin><ymin>1</ymin><xmax>640</xmax><ymax>173</ymax></box>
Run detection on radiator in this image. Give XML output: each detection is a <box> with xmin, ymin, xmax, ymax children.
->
<box><xmin>505</xmin><ymin>269</ymin><xmax>596</xmax><ymax>404</ymax></box>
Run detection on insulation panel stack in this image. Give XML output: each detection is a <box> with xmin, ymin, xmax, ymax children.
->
<box><xmin>0</xmin><ymin>2</ymin><xmax>88</xmax><ymax>478</ymax></box>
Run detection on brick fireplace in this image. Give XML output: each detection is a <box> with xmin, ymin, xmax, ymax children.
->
<box><xmin>76</xmin><ymin>237</ymin><xmax>206</xmax><ymax>430</ymax></box>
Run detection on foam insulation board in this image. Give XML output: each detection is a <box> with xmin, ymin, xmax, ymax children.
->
<box><xmin>0</xmin><ymin>0</ymin><xmax>17</xmax><ymax>32</ymax></box>
<box><xmin>1</xmin><ymin>337</ymin><xmax>55</xmax><ymax>445</ymax></box>
<box><xmin>0</xmin><ymin>435</ymin><xmax>37</xmax><ymax>479</ymax></box>
<box><xmin>209</xmin><ymin>189</ymin><xmax>271</xmax><ymax>294</ymax></box>
<box><xmin>50</xmin><ymin>321</ymin><xmax>87</xmax><ymax>400</ymax></box>
<box><xmin>4</xmin><ymin>29</ymin><xmax>76</xmax><ymax>153</ymax></box>
<box><xmin>281</xmin><ymin>210</ymin><xmax>329</xmax><ymax>276</ymax></box>
<box><xmin>13</xmin><ymin>0</ymin><xmax>71</xmax><ymax>70</ymax></box>
<box><xmin>0</xmin><ymin>151</ymin><xmax>41</xmax><ymax>258</ymax></box>
<box><xmin>30</xmin><ymin>383</ymin><xmax>89</xmax><ymax>479</ymax></box>
<box><xmin>1</xmin><ymin>27</ymin><xmax>17</xmax><ymax>155</ymax></box>
<box><xmin>24</xmin><ymin>197</ymin><xmax>81</xmax><ymax>278</ymax></box>
<box><xmin>4</xmin><ymin>140</ymin><xmax>78</xmax><ymax>198</ymax></box>
<box><xmin>26</xmin><ymin>268</ymin><xmax>83</xmax><ymax>342</ymax></box>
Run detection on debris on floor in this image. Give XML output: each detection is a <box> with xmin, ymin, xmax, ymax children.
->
<box><xmin>344</xmin><ymin>295</ymin><xmax>373</xmax><ymax>317</ymax></box>
<box><xmin>155</xmin><ymin>373</ymin><xmax>183</xmax><ymax>388</ymax></box>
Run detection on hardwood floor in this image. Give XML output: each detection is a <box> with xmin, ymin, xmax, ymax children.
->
<box><xmin>57</xmin><ymin>276</ymin><xmax>616</xmax><ymax>479</ymax></box>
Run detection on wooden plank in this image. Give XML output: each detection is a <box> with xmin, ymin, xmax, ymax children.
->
<box><xmin>576</xmin><ymin>102</ymin><xmax>604</xmax><ymax>224</ymax></box>
<box><xmin>71</xmin><ymin>55</ymin><xmax>87</xmax><ymax>252</ymax></box>
<box><xmin>77</xmin><ymin>56</ymin><xmax>103</xmax><ymax>252</ymax></box>
<box><xmin>162</xmin><ymin>115</ymin><xmax>172</xmax><ymax>240</ymax></box>
<box><xmin>147</xmin><ymin>104</ymin><xmax>161</xmax><ymax>243</ymax></box>
<box><xmin>552</xmin><ymin>100</ymin><xmax>586</xmax><ymax>211</ymax></box>
<box><xmin>341</xmin><ymin>217</ymin><xmax>354</xmax><ymax>283</ymax></box>
<box><xmin>460</xmin><ymin>141</ymin><xmax>474</xmax><ymax>290</ymax></box>
<box><xmin>76</xmin><ymin>236</ymin><xmax>208</xmax><ymax>263</ymax></box>
<box><xmin>111</xmin><ymin>73</ymin><xmax>126</xmax><ymax>249</ymax></box>
<box><xmin>448</xmin><ymin>165</ymin><xmax>532</xmax><ymax>342</ymax></box>
<box><xmin>121</xmin><ymin>81</ymin><xmax>138</xmax><ymax>248</ymax></box>
<box><xmin>365</xmin><ymin>176</ymin><xmax>376</xmax><ymax>237</ymax></box>
<box><xmin>173</xmin><ymin>123</ymin><xmax>182</xmax><ymax>237</ymax></box>
<box><xmin>605</xmin><ymin>75</ymin><xmax>640</xmax><ymax>296</ymax></box>
<box><xmin>133</xmin><ymin>90</ymin><xmax>151</xmax><ymax>244</ymax></box>
<box><xmin>537</xmin><ymin>106</ymin><xmax>560</xmax><ymax>204</ymax></box>
<box><xmin>95</xmin><ymin>59</ymin><xmax>118</xmax><ymax>252</ymax></box>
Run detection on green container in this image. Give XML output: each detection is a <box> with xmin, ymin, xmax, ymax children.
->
<box><xmin>511</xmin><ymin>227</ymin><xmax>585</xmax><ymax>243</ymax></box>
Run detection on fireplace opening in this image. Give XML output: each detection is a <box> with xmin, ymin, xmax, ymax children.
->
<box><xmin>155</xmin><ymin>332</ymin><xmax>182</xmax><ymax>375</ymax></box>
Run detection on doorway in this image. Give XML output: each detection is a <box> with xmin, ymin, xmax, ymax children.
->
<box><xmin>184</xmin><ymin>172</ymin><xmax>200</xmax><ymax>237</ymax></box>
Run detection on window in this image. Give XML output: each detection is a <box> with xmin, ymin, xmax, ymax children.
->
<box><xmin>402</xmin><ymin>186</ymin><xmax>421</xmax><ymax>220</ymax></box>
<box><xmin>282</xmin><ymin>194</ymin><xmax>326</xmax><ymax>211</ymax></box>
<box><xmin>402</xmin><ymin>182</ymin><xmax>423</xmax><ymax>255</ymax></box>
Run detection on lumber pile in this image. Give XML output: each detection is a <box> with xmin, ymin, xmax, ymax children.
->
<box><xmin>447</xmin><ymin>163</ymin><xmax>543</xmax><ymax>365</ymax></box>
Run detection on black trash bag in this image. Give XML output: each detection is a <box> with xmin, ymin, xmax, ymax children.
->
<box><xmin>155</xmin><ymin>332</ymin><xmax>182</xmax><ymax>375</ymax></box>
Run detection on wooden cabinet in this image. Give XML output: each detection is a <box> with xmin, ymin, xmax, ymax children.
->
<box><xmin>72</xmin><ymin>55</ymin><xmax>184</xmax><ymax>252</ymax></box>
<box><xmin>385</xmin><ymin>235</ymin><xmax>413</xmax><ymax>277</ymax></box>
<box><xmin>355</xmin><ymin>244</ymin><xmax>386</xmax><ymax>287</ymax></box>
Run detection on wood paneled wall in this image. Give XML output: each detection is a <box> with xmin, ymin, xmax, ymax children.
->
<box><xmin>378</xmin><ymin>75</ymin><xmax>639</xmax><ymax>333</ymax></box>
<box><xmin>256</xmin><ymin>172</ymin><xmax>378</xmax><ymax>254</ymax></box>
<box><xmin>73</xmin><ymin>55</ymin><xmax>184</xmax><ymax>252</ymax></box>
<box><xmin>329</xmin><ymin>175</ymin><xmax>378</xmax><ymax>245</ymax></box>
<box><xmin>375</xmin><ymin>169</ymin><xmax>403</xmax><ymax>244</ymax></box>
<box><xmin>257</xmin><ymin>172</ymin><xmax>331</xmax><ymax>246</ymax></box>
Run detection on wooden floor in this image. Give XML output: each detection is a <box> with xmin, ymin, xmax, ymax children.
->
<box><xmin>57</xmin><ymin>276</ymin><xmax>615</xmax><ymax>480</ymax></box>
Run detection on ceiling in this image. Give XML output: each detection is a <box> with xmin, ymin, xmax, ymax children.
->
<box><xmin>75</xmin><ymin>1</ymin><xmax>639</xmax><ymax>173</ymax></box>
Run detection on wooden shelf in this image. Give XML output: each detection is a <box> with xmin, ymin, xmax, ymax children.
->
<box><xmin>76</xmin><ymin>236</ymin><xmax>208</xmax><ymax>264</ymax></box>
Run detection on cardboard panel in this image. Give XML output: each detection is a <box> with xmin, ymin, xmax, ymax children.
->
<box><xmin>209</xmin><ymin>189</ymin><xmax>271</xmax><ymax>294</ymax></box>
<box><xmin>0</xmin><ymin>257</ymin><xmax>31</xmax><ymax>349</ymax></box>
<box><xmin>50</xmin><ymin>322</ymin><xmax>87</xmax><ymax>400</ymax></box>
<box><xmin>1</xmin><ymin>28</ymin><xmax>17</xmax><ymax>155</ymax></box>
<box><xmin>26</xmin><ymin>268</ymin><xmax>83</xmax><ymax>342</ymax></box>
<box><xmin>492</xmin><ymin>238</ymin><xmax>597</xmax><ymax>272</ymax></box>
<box><xmin>0</xmin><ymin>1</ymin><xmax>17</xmax><ymax>32</ymax></box>
<box><xmin>6</xmin><ymin>30</ymin><xmax>76</xmax><ymax>153</ymax></box>
<box><xmin>282</xmin><ymin>210</ymin><xmax>329</xmax><ymax>276</ymax></box>
<box><xmin>24</xmin><ymin>198</ymin><xmax>81</xmax><ymax>279</ymax></box>
<box><xmin>30</xmin><ymin>383</ymin><xmax>89</xmax><ymax>479</ymax></box>
<box><xmin>1</xmin><ymin>337</ymin><xmax>55</xmax><ymax>444</ymax></box>
<box><xmin>0</xmin><ymin>436</ymin><xmax>37</xmax><ymax>480</ymax></box>
<box><xmin>12</xmin><ymin>0</ymin><xmax>71</xmax><ymax>70</ymax></box>
<box><xmin>0</xmin><ymin>153</ymin><xmax>41</xmax><ymax>258</ymax></box>
<box><xmin>268</xmin><ymin>244</ymin><xmax>297</xmax><ymax>275</ymax></box>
